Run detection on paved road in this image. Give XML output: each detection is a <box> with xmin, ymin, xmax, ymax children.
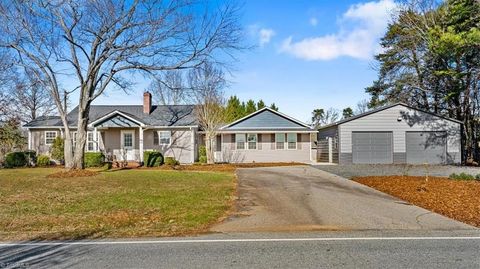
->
<box><xmin>1</xmin><ymin>231</ymin><xmax>479</xmax><ymax>269</ymax></box>
<box><xmin>313</xmin><ymin>164</ymin><xmax>480</xmax><ymax>179</ymax></box>
<box><xmin>212</xmin><ymin>166</ymin><xmax>474</xmax><ymax>232</ymax></box>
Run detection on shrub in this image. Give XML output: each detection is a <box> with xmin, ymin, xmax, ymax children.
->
<box><xmin>84</xmin><ymin>152</ymin><xmax>104</xmax><ymax>168</ymax></box>
<box><xmin>24</xmin><ymin>150</ymin><xmax>37</xmax><ymax>166</ymax></box>
<box><xmin>449</xmin><ymin>172</ymin><xmax>475</xmax><ymax>180</ymax></box>
<box><xmin>143</xmin><ymin>151</ymin><xmax>164</xmax><ymax>167</ymax></box>
<box><xmin>164</xmin><ymin>157</ymin><xmax>179</xmax><ymax>166</ymax></box>
<box><xmin>4</xmin><ymin>152</ymin><xmax>27</xmax><ymax>168</ymax></box>
<box><xmin>199</xmin><ymin>145</ymin><xmax>207</xmax><ymax>158</ymax></box>
<box><xmin>36</xmin><ymin>155</ymin><xmax>51</xmax><ymax>167</ymax></box>
<box><xmin>476</xmin><ymin>174</ymin><xmax>480</xmax><ymax>181</ymax></box>
<box><xmin>198</xmin><ymin>145</ymin><xmax>207</xmax><ymax>163</ymax></box>
<box><xmin>51</xmin><ymin>137</ymin><xmax>64</xmax><ymax>161</ymax></box>
<box><xmin>199</xmin><ymin>155</ymin><xmax>208</xmax><ymax>164</ymax></box>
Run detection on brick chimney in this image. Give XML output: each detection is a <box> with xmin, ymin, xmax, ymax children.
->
<box><xmin>143</xmin><ymin>91</ymin><xmax>152</xmax><ymax>114</ymax></box>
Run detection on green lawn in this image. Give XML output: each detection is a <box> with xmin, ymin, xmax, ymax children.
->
<box><xmin>0</xmin><ymin>168</ymin><xmax>235</xmax><ymax>240</ymax></box>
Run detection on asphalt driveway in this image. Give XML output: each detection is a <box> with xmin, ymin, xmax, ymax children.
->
<box><xmin>212</xmin><ymin>166</ymin><xmax>474</xmax><ymax>232</ymax></box>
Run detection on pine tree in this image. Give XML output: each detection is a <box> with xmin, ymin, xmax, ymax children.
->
<box><xmin>245</xmin><ymin>99</ymin><xmax>256</xmax><ymax>114</ymax></box>
<box><xmin>270</xmin><ymin>103</ymin><xmax>279</xmax><ymax>111</ymax></box>
<box><xmin>225</xmin><ymin>95</ymin><xmax>244</xmax><ymax>122</ymax></box>
<box><xmin>257</xmin><ymin>99</ymin><xmax>266</xmax><ymax>110</ymax></box>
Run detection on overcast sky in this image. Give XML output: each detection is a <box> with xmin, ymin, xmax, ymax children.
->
<box><xmin>93</xmin><ymin>0</ymin><xmax>398</xmax><ymax>123</ymax></box>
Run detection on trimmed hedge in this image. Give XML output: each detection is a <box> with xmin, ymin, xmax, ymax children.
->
<box><xmin>4</xmin><ymin>151</ymin><xmax>37</xmax><ymax>168</ymax></box>
<box><xmin>164</xmin><ymin>157</ymin><xmax>179</xmax><ymax>166</ymax></box>
<box><xmin>5</xmin><ymin>152</ymin><xmax>27</xmax><ymax>168</ymax></box>
<box><xmin>84</xmin><ymin>152</ymin><xmax>105</xmax><ymax>168</ymax></box>
<box><xmin>36</xmin><ymin>155</ymin><xmax>51</xmax><ymax>167</ymax></box>
<box><xmin>143</xmin><ymin>151</ymin><xmax>164</xmax><ymax>167</ymax></box>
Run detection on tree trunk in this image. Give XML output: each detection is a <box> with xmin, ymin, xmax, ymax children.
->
<box><xmin>63</xmin><ymin>132</ymin><xmax>74</xmax><ymax>169</ymax></box>
<box><xmin>72</xmin><ymin>113</ymin><xmax>89</xmax><ymax>169</ymax></box>
<box><xmin>205</xmin><ymin>132</ymin><xmax>215</xmax><ymax>164</ymax></box>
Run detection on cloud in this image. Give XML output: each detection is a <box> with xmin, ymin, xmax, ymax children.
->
<box><xmin>259</xmin><ymin>28</ymin><xmax>275</xmax><ymax>47</ymax></box>
<box><xmin>280</xmin><ymin>0</ymin><xmax>397</xmax><ymax>61</ymax></box>
<box><xmin>309</xmin><ymin>17</ymin><xmax>318</xmax><ymax>26</ymax></box>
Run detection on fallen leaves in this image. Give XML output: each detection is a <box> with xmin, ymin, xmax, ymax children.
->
<box><xmin>354</xmin><ymin>176</ymin><xmax>480</xmax><ymax>227</ymax></box>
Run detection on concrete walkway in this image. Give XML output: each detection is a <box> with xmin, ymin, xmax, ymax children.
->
<box><xmin>212</xmin><ymin>166</ymin><xmax>475</xmax><ymax>232</ymax></box>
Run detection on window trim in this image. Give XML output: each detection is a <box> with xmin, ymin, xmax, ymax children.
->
<box><xmin>44</xmin><ymin>131</ymin><xmax>58</xmax><ymax>145</ymax></box>
<box><xmin>158</xmin><ymin>131</ymin><xmax>171</xmax><ymax>146</ymax></box>
<box><xmin>235</xmin><ymin>133</ymin><xmax>246</xmax><ymax>150</ymax></box>
<box><xmin>287</xmin><ymin>133</ymin><xmax>297</xmax><ymax>150</ymax></box>
<box><xmin>247</xmin><ymin>133</ymin><xmax>257</xmax><ymax>150</ymax></box>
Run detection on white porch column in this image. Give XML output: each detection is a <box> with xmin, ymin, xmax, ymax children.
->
<box><xmin>191</xmin><ymin>127</ymin><xmax>195</xmax><ymax>163</ymax></box>
<box><xmin>28</xmin><ymin>130</ymin><xmax>32</xmax><ymax>150</ymax></box>
<box><xmin>328</xmin><ymin>137</ymin><xmax>333</xmax><ymax>163</ymax></box>
<box><xmin>93</xmin><ymin>127</ymin><xmax>98</xmax><ymax>152</ymax></box>
<box><xmin>139</xmin><ymin>127</ymin><xmax>144</xmax><ymax>163</ymax></box>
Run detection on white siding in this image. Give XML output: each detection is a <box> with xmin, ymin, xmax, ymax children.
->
<box><xmin>339</xmin><ymin>105</ymin><xmax>461</xmax><ymax>156</ymax></box>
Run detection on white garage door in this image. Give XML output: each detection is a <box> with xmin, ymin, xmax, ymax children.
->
<box><xmin>352</xmin><ymin>132</ymin><xmax>393</xmax><ymax>164</ymax></box>
<box><xmin>406</xmin><ymin>132</ymin><xmax>446</xmax><ymax>164</ymax></box>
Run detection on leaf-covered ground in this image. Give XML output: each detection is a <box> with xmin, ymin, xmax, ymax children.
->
<box><xmin>354</xmin><ymin>176</ymin><xmax>480</xmax><ymax>227</ymax></box>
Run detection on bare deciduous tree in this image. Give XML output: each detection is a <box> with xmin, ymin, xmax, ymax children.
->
<box><xmin>355</xmin><ymin>99</ymin><xmax>370</xmax><ymax>115</ymax></box>
<box><xmin>9</xmin><ymin>72</ymin><xmax>56</xmax><ymax>123</ymax></box>
<box><xmin>0</xmin><ymin>0</ymin><xmax>243</xmax><ymax>169</ymax></box>
<box><xmin>190</xmin><ymin>62</ymin><xmax>226</xmax><ymax>164</ymax></box>
<box><xmin>311</xmin><ymin>108</ymin><xmax>339</xmax><ymax>128</ymax></box>
<box><xmin>149</xmin><ymin>71</ymin><xmax>192</xmax><ymax>105</ymax></box>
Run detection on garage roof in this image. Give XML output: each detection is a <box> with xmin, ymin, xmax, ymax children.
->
<box><xmin>318</xmin><ymin>103</ymin><xmax>463</xmax><ymax>130</ymax></box>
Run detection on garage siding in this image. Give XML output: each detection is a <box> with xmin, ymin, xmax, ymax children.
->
<box><xmin>338</xmin><ymin>105</ymin><xmax>461</xmax><ymax>164</ymax></box>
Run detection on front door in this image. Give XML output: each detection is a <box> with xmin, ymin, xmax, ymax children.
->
<box><xmin>120</xmin><ymin>130</ymin><xmax>135</xmax><ymax>161</ymax></box>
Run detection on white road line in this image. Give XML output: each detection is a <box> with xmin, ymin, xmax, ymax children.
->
<box><xmin>0</xmin><ymin>237</ymin><xmax>479</xmax><ymax>246</ymax></box>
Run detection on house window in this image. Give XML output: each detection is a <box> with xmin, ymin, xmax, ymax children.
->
<box><xmin>287</xmin><ymin>133</ymin><xmax>297</xmax><ymax>149</ymax></box>
<box><xmin>159</xmin><ymin>131</ymin><xmax>171</xmax><ymax>145</ymax></box>
<box><xmin>275</xmin><ymin>133</ymin><xmax>285</xmax><ymax>150</ymax></box>
<box><xmin>235</xmin><ymin>133</ymin><xmax>245</xmax><ymax>150</ymax></box>
<box><xmin>87</xmin><ymin>132</ymin><xmax>95</xmax><ymax>151</ymax></box>
<box><xmin>247</xmin><ymin>134</ymin><xmax>257</xmax><ymax>150</ymax></box>
<box><xmin>71</xmin><ymin>132</ymin><xmax>77</xmax><ymax>147</ymax></box>
<box><xmin>45</xmin><ymin>131</ymin><xmax>57</xmax><ymax>145</ymax></box>
<box><xmin>153</xmin><ymin>131</ymin><xmax>159</xmax><ymax>145</ymax></box>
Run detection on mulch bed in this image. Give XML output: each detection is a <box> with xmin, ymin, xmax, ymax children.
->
<box><xmin>142</xmin><ymin>162</ymin><xmax>306</xmax><ymax>172</ymax></box>
<box><xmin>47</xmin><ymin>169</ymin><xmax>100</xmax><ymax>178</ymax></box>
<box><xmin>354</xmin><ymin>176</ymin><xmax>480</xmax><ymax>227</ymax></box>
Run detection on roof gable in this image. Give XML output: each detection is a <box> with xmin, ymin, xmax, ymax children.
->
<box><xmin>222</xmin><ymin>107</ymin><xmax>311</xmax><ymax>130</ymax></box>
<box><xmin>94</xmin><ymin>114</ymin><xmax>142</xmax><ymax>128</ymax></box>
<box><xmin>318</xmin><ymin>103</ymin><xmax>462</xmax><ymax>130</ymax></box>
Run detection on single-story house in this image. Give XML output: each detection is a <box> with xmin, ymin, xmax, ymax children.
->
<box><xmin>24</xmin><ymin>92</ymin><xmax>317</xmax><ymax>164</ymax></box>
<box><xmin>318</xmin><ymin>103</ymin><xmax>462</xmax><ymax>165</ymax></box>
<box><xmin>211</xmin><ymin>107</ymin><xmax>317</xmax><ymax>163</ymax></box>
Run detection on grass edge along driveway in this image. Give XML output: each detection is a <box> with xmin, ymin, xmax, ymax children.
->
<box><xmin>0</xmin><ymin>168</ymin><xmax>235</xmax><ymax>241</ymax></box>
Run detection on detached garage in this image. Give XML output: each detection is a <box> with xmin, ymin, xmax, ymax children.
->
<box><xmin>318</xmin><ymin>103</ymin><xmax>462</xmax><ymax>165</ymax></box>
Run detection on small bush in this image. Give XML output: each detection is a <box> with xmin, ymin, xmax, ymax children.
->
<box><xmin>199</xmin><ymin>155</ymin><xmax>208</xmax><ymax>164</ymax></box>
<box><xmin>199</xmin><ymin>145</ymin><xmax>207</xmax><ymax>158</ymax></box>
<box><xmin>36</xmin><ymin>155</ymin><xmax>51</xmax><ymax>167</ymax></box>
<box><xmin>449</xmin><ymin>172</ymin><xmax>475</xmax><ymax>180</ymax></box>
<box><xmin>51</xmin><ymin>137</ymin><xmax>64</xmax><ymax>161</ymax></box>
<box><xmin>84</xmin><ymin>152</ymin><xmax>104</xmax><ymax>168</ymax></box>
<box><xmin>24</xmin><ymin>150</ymin><xmax>37</xmax><ymax>166</ymax></box>
<box><xmin>164</xmin><ymin>157</ymin><xmax>179</xmax><ymax>166</ymax></box>
<box><xmin>476</xmin><ymin>174</ymin><xmax>480</xmax><ymax>181</ymax></box>
<box><xmin>143</xmin><ymin>151</ymin><xmax>164</xmax><ymax>167</ymax></box>
<box><xmin>4</xmin><ymin>152</ymin><xmax>27</xmax><ymax>168</ymax></box>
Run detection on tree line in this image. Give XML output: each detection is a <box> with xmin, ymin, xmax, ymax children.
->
<box><xmin>365</xmin><ymin>0</ymin><xmax>480</xmax><ymax>162</ymax></box>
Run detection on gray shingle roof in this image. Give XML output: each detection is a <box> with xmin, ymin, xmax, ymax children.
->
<box><xmin>24</xmin><ymin>105</ymin><xmax>198</xmax><ymax>128</ymax></box>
